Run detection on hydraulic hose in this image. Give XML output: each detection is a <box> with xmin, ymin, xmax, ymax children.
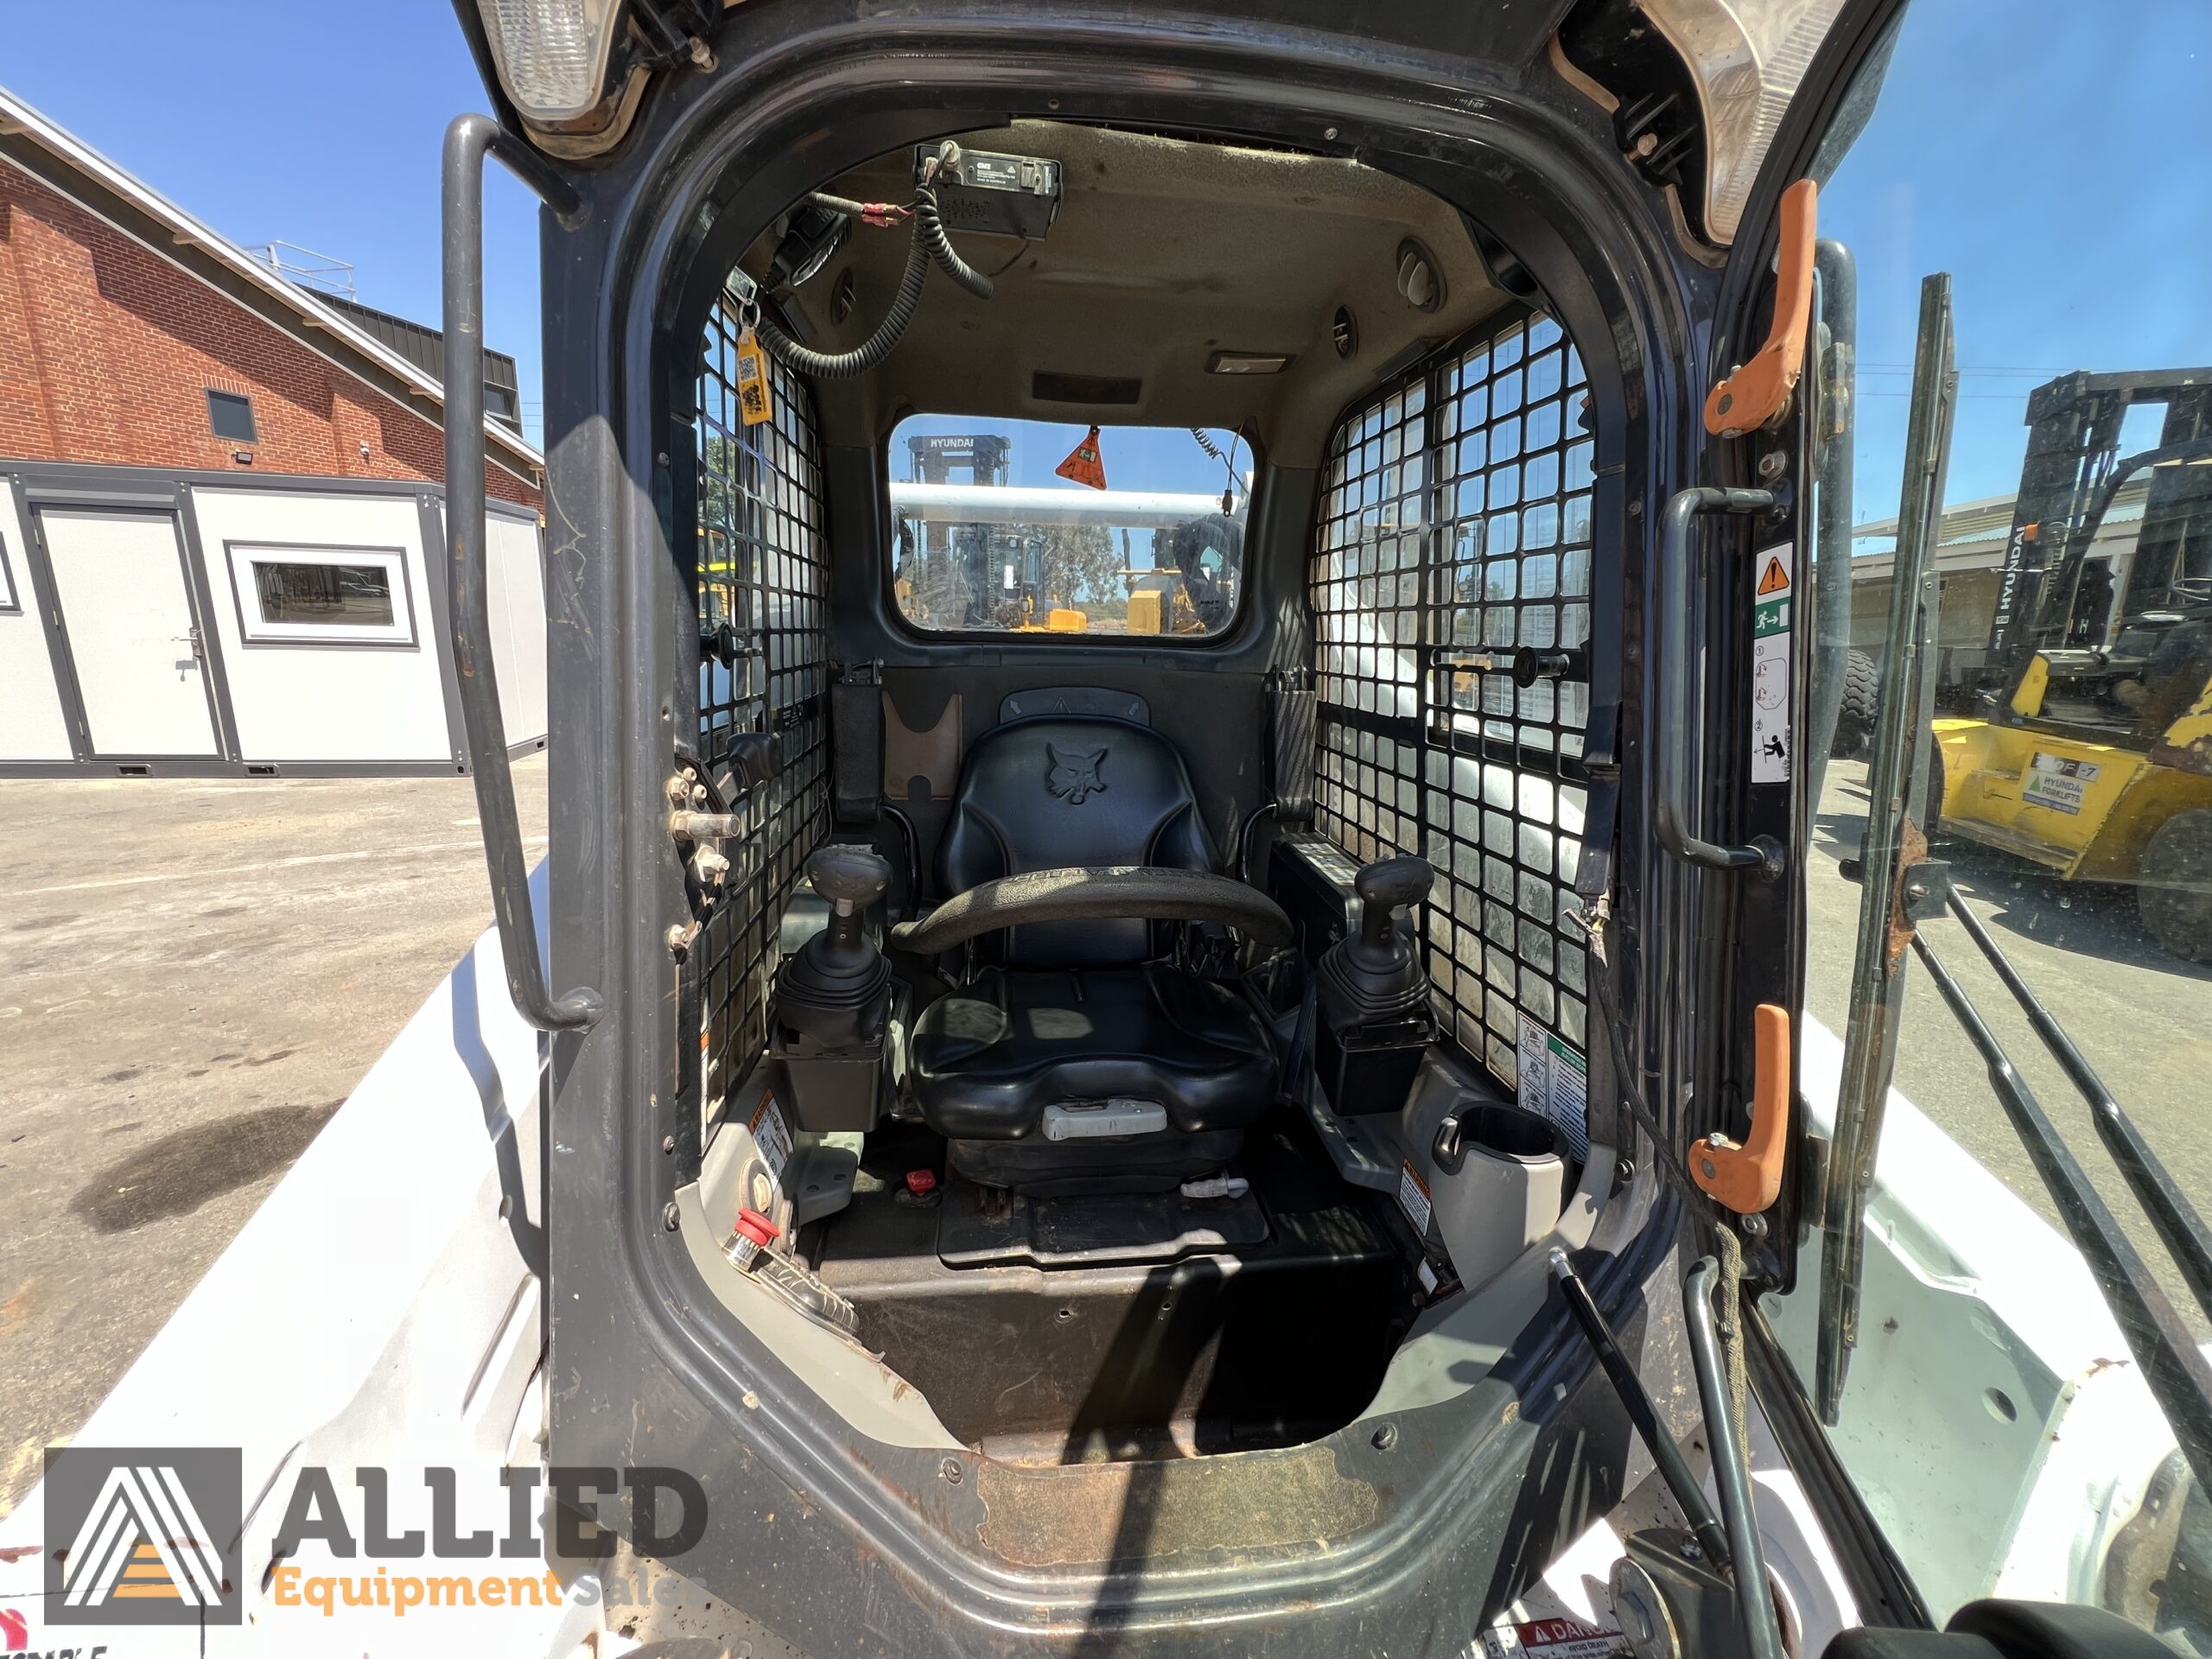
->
<box><xmin>755</xmin><ymin>213</ymin><xmax>931</xmax><ymax>380</ymax></box>
<box><xmin>912</xmin><ymin>185</ymin><xmax>995</xmax><ymax>299</ymax></box>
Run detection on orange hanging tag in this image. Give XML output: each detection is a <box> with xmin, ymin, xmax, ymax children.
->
<box><xmin>1055</xmin><ymin>424</ymin><xmax>1108</xmax><ymax>490</ymax></box>
<box><xmin>734</xmin><ymin>327</ymin><xmax>775</xmax><ymax>427</ymax></box>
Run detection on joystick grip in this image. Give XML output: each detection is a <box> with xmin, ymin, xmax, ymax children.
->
<box><xmin>1354</xmin><ymin>855</ymin><xmax>1434</xmax><ymax>956</ymax></box>
<box><xmin>809</xmin><ymin>845</ymin><xmax>892</xmax><ymax>914</ymax></box>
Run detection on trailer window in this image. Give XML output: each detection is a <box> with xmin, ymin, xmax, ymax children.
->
<box><xmin>695</xmin><ymin>288</ymin><xmax>831</xmax><ymax>1137</ymax></box>
<box><xmin>887</xmin><ymin>416</ymin><xmax>1249</xmax><ymax>639</ymax></box>
<box><xmin>1310</xmin><ymin>311</ymin><xmax>1593</xmax><ymax>1132</ymax></box>
<box><xmin>227</xmin><ymin>544</ymin><xmax>413</xmax><ymax>645</ymax></box>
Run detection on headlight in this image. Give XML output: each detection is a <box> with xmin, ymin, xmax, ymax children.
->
<box><xmin>475</xmin><ymin>0</ymin><xmax>626</xmax><ymax>124</ymax></box>
<box><xmin>1637</xmin><ymin>0</ymin><xmax>1848</xmax><ymax>245</ymax></box>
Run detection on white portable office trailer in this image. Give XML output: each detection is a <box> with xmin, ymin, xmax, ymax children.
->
<box><xmin>0</xmin><ymin>465</ymin><xmax>545</xmax><ymax>777</ymax></box>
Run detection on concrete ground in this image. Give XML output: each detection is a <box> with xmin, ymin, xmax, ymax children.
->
<box><xmin>1803</xmin><ymin>754</ymin><xmax>2212</xmax><ymax>1325</ymax></box>
<box><xmin>0</xmin><ymin>757</ymin><xmax>544</xmax><ymax>1516</ymax></box>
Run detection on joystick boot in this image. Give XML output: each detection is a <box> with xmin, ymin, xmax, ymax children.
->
<box><xmin>1313</xmin><ymin>855</ymin><xmax>1440</xmax><ymax>1116</ymax></box>
<box><xmin>772</xmin><ymin>846</ymin><xmax>894</xmax><ymax>1131</ymax></box>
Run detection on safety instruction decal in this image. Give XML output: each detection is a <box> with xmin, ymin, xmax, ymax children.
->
<box><xmin>1397</xmin><ymin>1159</ymin><xmax>1434</xmax><ymax>1236</ymax></box>
<box><xmin>2023</xmin><ymin>751</ymin><xmax>2100</xmax><ymax>815</ymax></box>
<box><xmin>1751</xmin><ymin>542</ymin><xmax>1794</xmax><ymax>785</ymax></box>
<box><xmin>1478</xmin><ymin>1616</ymin><xmax>1625</xmax><ymax>1659</ymax></box>
<box><xmin>748</xmin><ymin>1087</ymin><xmax>792</xmax><ymax>1183</ymax></box>
<box><xmin>1516</xmin><ymin>1013</ymin><xmax>1589</xmax><ymax>1160</ymax></box>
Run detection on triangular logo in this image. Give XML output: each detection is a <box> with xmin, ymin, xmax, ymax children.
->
<box><xmin>1757</xmin><ymin>556</ymin><xmax>1789</xmax><ymax>595</ymax></box>
<box><xmin>60</xmin><ymin>1464</ymin><xmax>226</xmax><ymax>1610</ymax></box>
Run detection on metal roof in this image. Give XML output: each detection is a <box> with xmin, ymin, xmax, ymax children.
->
<box><xmin>0</xmin><ymin>86</ymin><xmax>543</xmax><ymax>486</ymax></box>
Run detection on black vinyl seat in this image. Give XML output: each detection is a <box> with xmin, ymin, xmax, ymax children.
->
<box><xmin>906</xmin><ymin>714</ymin><xmax>1281</xmax><ymax>1192</ymax></box>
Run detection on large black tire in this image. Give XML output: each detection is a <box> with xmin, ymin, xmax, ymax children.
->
<box><xmin>2138</xmin><ymin>808</ymin><xmax>2212</xmax><ymax>963</ymax></box>
<box><xmin>1833</xmin><ymin>647</ymin><xmax>1880</xmax><ymax>758</ymax></box>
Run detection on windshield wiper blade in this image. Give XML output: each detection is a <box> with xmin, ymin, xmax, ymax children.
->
<box><xmin>1908</xmin><ymin>930</ymin><xmax>2212</xmax><ymax>1497</ymax></box>
<box><xmin>1937</xmin><ymin>889</ymin><xmax>2212</xmax><ymax>1324</ymax></box>
<box><xmin>1816</xmin><ymin>272</ymin><xmax>1957</xmax><ymax>1423</ymax></box>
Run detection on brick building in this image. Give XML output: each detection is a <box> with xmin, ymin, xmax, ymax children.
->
<box><xmin>0</xmin><ymin>86</ymin><xmax>547</xmax><ymax>777</ymax></box>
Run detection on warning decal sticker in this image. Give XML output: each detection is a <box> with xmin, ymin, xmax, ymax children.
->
<box><xmin>1516</xmin><ymin>1012</ymin><xmax>1589</xmax><ymax>1160</ymax></box>
<box><xmin>1478</xmin><ymin>1616</ymin><xmax>1626</xmax><ymax>1659</ymax></box>
<box><xmin>1397</xmin><ymin>1160</ymin><xmax>1434</xmax><ymax>1236</ymax></box>
<box><xmin>1751</xmin><ymin>541</ymin><xmax>1794</xmax><ymax>785</ymax></box>
<box><xmin>748</xmin><ymin>1087</ymin><xmax>792</xmax><ymax>1183</ymax></box>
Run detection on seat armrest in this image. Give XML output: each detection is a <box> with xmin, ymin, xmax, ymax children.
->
<box><xmin>887</xmin><ymin>866</ymin><xmax>1294</xmax><ymax>956</ymax></box>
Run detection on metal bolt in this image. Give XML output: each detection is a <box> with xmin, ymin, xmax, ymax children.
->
<box><xmin>1757</xmin><ymin>449</ymin><xmax>1788</xmax><ymax>480</ymax></box>
<box><xmin>662</xmin><ymin>1202</ymin><xmax>681</xmax><ymax>1231</ymax></box>
<box><xmin>1371</xmin><ymin>1423</ymin><xmax>1398</xmax><ymax>1451</ymax></box>
<box><xmin>662</xmin><ymin>1134</ymin><xmax>677</xmax><ymax>1155</ymax></box>
<box><xmin>1741</xmin><ymin>1211</ymin><xmax>1768</xmax><ymax>1238</ymax></box>
<box><xmin>1679</xmin><ymin>1537</ymin><xmax>1702</xmax><ymax>1560</ymax></box>
<box><xmin>1324</xmin><ymin>125</ymin><xmax>1339</xmax><ymax>140</ymax></box>
<box><xmin>666</xmin><ymin>924</ymin><xmax>692</xmax><ymax>961</ymax></box>
<box><xmin>1633</xmin><ymin>132</ymin><xmax>1658</xmax><ymax>158</ymax></box>
<box><xmin>1699</xmin><ymin>1156</ymin><xmax>1719</xmax><ymax>1180</ymax></box>
<box><xmin>1615</xmin><ymin>1156</ymin><xmax>1637</xmax><ymax>1186</ymax></box>
<box><xmin>940</xmin><ymin>1458</ymin><xmax>964</xmax><ymax>1485</ymax></box>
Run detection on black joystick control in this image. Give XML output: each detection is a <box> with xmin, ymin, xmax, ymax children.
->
<box><xmin>1313</xmin><ymin>855</ymin><xmax>1440</xmax><ymax>1116</ymax></box>
<box><xmin>772</xmin><ymin>846</ymin><xmax>895</xmax><ymax>1134</ymax></box>
<box><xmin>782</xmin><ymin>846</ymin><xmax>892</xmax><ymax>1017</ymax></box>
<box><xmin>1347</xmin><ymin>855</ymin><xmax>1435</xmax><ymax>978</ymax></box>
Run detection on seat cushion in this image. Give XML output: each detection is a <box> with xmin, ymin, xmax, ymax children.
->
<box><xmin>909</xmin><ymin>964</ymin><xmax>1280</xmax><ymax>1141</ymax></box>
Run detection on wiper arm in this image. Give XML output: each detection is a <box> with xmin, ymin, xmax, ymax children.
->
<box><xmin>1937</xmin><ymin>889</ymin><xmax>2212</xmax><ymax>1324</ymax></box>
<box><xmin>1908</xmin><ymin>930</ymin><xmax>2212</xmax><ymax>1497</ymax></box>
<box><xmin>1816</xmin><ymin>272</ymin><xmax>1958</xmax><ymax>1421</ymax></box>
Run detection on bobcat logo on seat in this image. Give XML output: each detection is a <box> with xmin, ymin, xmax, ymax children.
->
<box><xmin>1046</xmin><ymin>743</ymin><xmax>1108</xmax><ymax>804</ymax></box>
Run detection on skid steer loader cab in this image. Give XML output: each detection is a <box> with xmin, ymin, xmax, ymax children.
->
<box><xmin>420</xmin><ymin>0</ymin><xmax>2208</xmax><ymax>1653</ymax></box>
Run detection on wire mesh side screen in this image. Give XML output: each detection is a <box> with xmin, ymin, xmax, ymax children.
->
<box><xmin>695</xmin><ymin>292</ymin><xmax>831</xmax><ymax>1143</ymax></box>
<box><xmin>1310</xmin><ymin>312</ymin><xmax>1595</xmax><ymax>1141</ymax></box>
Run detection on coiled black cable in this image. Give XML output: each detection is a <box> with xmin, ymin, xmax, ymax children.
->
<box><xmin>754</xmin><ymin>211</ymin><xmax>931</xmax><ymax>380</ymax></box>
<box><xmin>912</xmin><ymin>185</ymin><xmax>995</xmax><ymax>299</ymax></box>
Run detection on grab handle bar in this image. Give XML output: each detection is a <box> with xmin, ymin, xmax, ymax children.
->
<box><xmin>442</xmin><ymin>113</ymin><xmax>601</xmax><ymax>1032</ymax></box>
<box><xmin>1654</xmin><ymin>486</ymin><xmax>1782</xmax><ymax>876</ymax></box>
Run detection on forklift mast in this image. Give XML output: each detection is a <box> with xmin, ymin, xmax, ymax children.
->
<box><xmin>1984</xmin><ymin>368</ymin><xmax>2212</xmax><ymax>692</ymax></box>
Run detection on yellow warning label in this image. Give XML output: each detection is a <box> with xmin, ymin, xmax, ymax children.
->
<box><xmin>1757</xmin><ymin>555</ymin><xmax>1790</xmax><ymax>595</ymax></box>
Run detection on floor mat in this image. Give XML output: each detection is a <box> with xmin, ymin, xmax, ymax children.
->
<box><xmin>935</xmin><ymin>1173</ymin><xmax>1270</xmax><ymax>1267</ymax></box>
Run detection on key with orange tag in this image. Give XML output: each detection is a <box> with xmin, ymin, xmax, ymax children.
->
<box><xmin>734</xmin><ymin>324</ymin><xmax>774</xmax><ymax>427</ymax></box>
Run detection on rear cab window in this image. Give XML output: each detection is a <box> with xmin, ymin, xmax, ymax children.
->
<box><xmin>887</xmin><ymin>415</ymin><xmax>1249</xmax><ymax>638</ymax></box>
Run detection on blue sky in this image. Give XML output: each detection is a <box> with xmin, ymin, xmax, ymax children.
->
<box><xmin>1824</xmin><ymin>0</ymin><xmax>2212</xmax><ymax>532</ymax></box>
<box><xmin>894</xmin><ymin>415</ymin><xmax>1247</xmax><ymax>499</ymax></box>
<box><xmin>4</xmin><ymin>2</ymin><xmax>546</xmax><ymax>438</ymax></box>
<box><xmin>6</xmin><ymin>1</ymin><xmax>2206</xmax><ymax>509</ymax></box>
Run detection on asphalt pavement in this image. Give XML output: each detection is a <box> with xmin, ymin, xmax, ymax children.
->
<box><xmin>0</xmin><ymin>759</ymin><xmax>545</xmax><ymax>1516</ymax></box>
<box><xmin>1803</xmin><ymin>754</ymin><xmax>2212</xmax><ymax>1324</ymax></box>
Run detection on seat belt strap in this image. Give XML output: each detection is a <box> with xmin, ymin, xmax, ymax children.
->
<box><xmin>1268</xmin><ymin>670</ymin><xmax>1317</xmax><ymax>822</ymax></box>
<box><xmin>831</xmin><ymin>658</ymin><xmax>883</xmax><ymax>823</ymax></box>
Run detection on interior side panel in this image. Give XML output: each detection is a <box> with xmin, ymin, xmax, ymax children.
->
<box><xmin>1310</xmin><ymin>309</ymin><xmax>1597</xmax><ymax>1145</ymax></box>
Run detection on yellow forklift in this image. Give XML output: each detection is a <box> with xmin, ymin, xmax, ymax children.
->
<box><xmin>1933</xmin><ymin>367</ymin><xmax>2212</xmax><ymax>959</ymax></box>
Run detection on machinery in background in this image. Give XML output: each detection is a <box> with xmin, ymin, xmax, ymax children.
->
<box><xmin>1932</xmin><ymin>367</ymin><xmax>2212</xmax><ymax>958</ymax></box>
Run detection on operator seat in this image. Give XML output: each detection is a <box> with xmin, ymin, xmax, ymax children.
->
<box><xmin>906</xmin><ymin>715</ymin><xmax>1281</xmax><ymax>1194</ymax></box>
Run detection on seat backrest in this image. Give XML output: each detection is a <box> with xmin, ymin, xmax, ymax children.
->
<box><xmin>939</xmin><ymin>715</ymin><xmax>1217</xmax><ymax>966</ymax></box>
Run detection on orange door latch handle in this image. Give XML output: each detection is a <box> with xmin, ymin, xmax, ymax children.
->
<box><xmin>1704</xmin><ymin>178</ymin><xmax>1817</xmax><ymax>438</ymax></box>
<box><xmin>1689</xmin><ymin>1002</ymin><xmax>1790</xmax><ymax>1214</ymax></box>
